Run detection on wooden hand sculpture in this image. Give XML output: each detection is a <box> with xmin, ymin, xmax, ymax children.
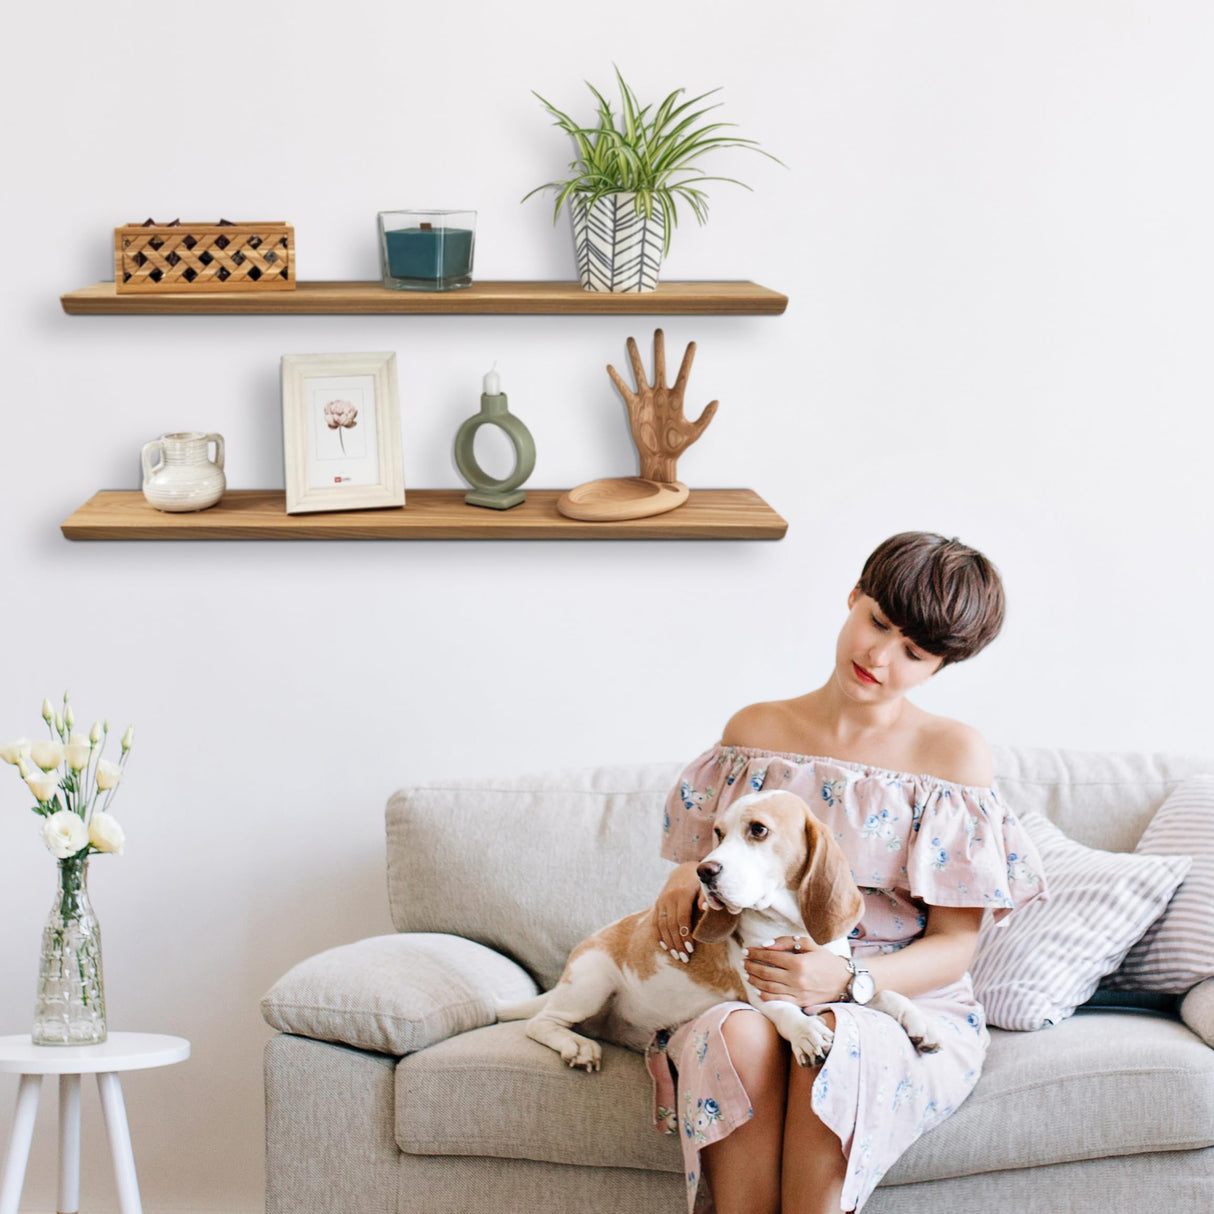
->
<box><xmin>606</xmin><ymin>329</ymin><xmax>719</xmax><ymax>484</ymax></box>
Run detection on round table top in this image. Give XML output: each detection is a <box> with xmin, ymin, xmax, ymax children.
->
<box><xmin>0</xmin><ymin>1032</ymin><xmax>190</xmax><ymax>1074</ymax></box>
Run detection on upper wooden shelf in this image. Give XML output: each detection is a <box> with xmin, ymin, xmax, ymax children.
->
<box><xmin>59</xmin><ymin>280</ymin><xmax>788</xmax><ymax>317</ymax></box>
<box><xmin>61</xmin><ymin>489</ymin><xmax>788</xmax><ymax>540</ymax></box>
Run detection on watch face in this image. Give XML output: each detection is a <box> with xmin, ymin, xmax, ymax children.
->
<box><xmin>850</xmin><ymin>968</ymin><xmax>876</xmax><ymax>1005</ymax></box>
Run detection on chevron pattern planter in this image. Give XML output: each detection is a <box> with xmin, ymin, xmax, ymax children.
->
<box><xmin>570</xmin><ymin>192</ymin><xmax>665</xmax><ymax>293</ymax></box>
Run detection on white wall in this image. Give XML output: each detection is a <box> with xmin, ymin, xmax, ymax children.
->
<box><xmin>2</xmin><ymin>1</ymin><xmax>1212</xmax><ymax>1209</ymax></box>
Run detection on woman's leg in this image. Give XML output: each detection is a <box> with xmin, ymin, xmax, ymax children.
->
<box><xmin>701</xmin><ymin>1009</ymin><xmax>788</xmax><ymax>1214</ymax></box>
<box><xmin>781</xmin><ymin>1012</ymin><xmax>848</xmax><ymax>1214</ymax></box>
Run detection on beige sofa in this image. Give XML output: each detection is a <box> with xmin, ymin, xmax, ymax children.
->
<box><xmin>262</xmin><ymin>747</ymin><xmax>1214</xmax><ymax>1213</ymax></box>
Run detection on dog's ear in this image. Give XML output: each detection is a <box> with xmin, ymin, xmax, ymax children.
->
<box><xmin>799</xmin><ymin>812</ymin><xmax>865</xmax><ymax>946</ymax></box>
<box><xmin>691</xmin><ymin>899</ymin><xmax>739</xmax><ymax>943</ymax></box>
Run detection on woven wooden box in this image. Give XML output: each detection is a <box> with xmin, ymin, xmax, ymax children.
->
<box><xmin>114</xmin><ymin>222</ymin><xmax>295</xmax><ymax>293</ymax></box>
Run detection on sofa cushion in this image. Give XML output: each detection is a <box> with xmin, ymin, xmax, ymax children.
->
<box><xmin>1105</xmin><ymin>776</ymin><xmax>1214</xmax><ymax>994</ymax></box>
<box><xmin>386</xmin><ymin>763</ymin><xmax>680</xmax><ymax>989</ymax></box>
<box><xmin>260</xmin><ymin>934</ymin><xmax>537</xmax><ymax>1056</ymax></box>
<box><xmin>395</xmin><ymin>1012</ymin><xmax>1214</xmax><ymax>1180</ymax></box>
<box><xmin>396</xmin><ymin>1021</ymin><xmax>680</xmax><ymax>1172</ymax></box>
<box><xmin>886</xmin><ymin>1011</ymin><xmax>1214</xmax><ymax>1183</ymax></box>
<box><xmin>987</xmin><ymin>746</ymin><xmax>1212</xmax><ymax>852</ymax></box>
<box><xmin>970</xmin><ymin>813</ymin><xmax>1189</xmax><ymax>1030</ymax></box>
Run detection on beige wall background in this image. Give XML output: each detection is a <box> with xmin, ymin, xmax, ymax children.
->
<box><xmin>2</xmin><ymin>1</ymin><xmax>1212</xmax><ymax>1209</ymax></box>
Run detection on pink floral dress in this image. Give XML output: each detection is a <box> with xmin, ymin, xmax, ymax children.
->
<box><xmin>645</xmin><ymin>744</ymin><xmax>1046</xmax><ymax>1213</ymax></box>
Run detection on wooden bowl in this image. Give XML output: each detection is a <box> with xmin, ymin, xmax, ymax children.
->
<box><xmin>556</xmin><ymin>477</ymin><xmax>690</xmax><ymax>522</ymax></box>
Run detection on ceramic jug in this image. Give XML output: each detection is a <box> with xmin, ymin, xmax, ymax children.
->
<box><xmin>141</xmin><ymin>432</ymin><xmax>226</xmax><ymax>512</ymax></box>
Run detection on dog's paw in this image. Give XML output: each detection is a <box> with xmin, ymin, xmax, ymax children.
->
<box><xmin>787</xmin><ymin>1016</ymin><xmax>834</xmax><ymax>1067</ymax></box>
<box><xmin>559</xmin><ymin>1035</ymin><xmax>602</xmax><ymax>1072</ymax></box>
<box><xmin>899</xmin><ymin>1010</ymin><xmax>942</xmax><ymax>1054</ymax></box>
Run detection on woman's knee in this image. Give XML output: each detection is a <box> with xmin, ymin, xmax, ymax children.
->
<box><xmin>720</xmin><ymin>1009</ymin><xmax>786</xmax><ymax>1083</ymax></box>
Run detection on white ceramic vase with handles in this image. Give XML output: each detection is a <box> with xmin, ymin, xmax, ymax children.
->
<box><xmin>141</xmin><ymin>432</ymin><xmax>226</xmax><ymax>512</ymax></box>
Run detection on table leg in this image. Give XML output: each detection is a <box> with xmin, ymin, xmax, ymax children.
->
<box><xmin>58</xmin><ymin>1073</ymin><xmax>81</xmax><ymax>1214</ymax></box>
<box><xmin>0</xmin><ymin>1073</ymin><xmax>43</xmax><ymax>1214</ymax></box>
<box><xmin>96</xmin><ymin>1072</ymin><xmax>142</xmax><ymax>1214</ymax></box>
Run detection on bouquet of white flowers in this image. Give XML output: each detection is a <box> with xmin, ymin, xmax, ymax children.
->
<box><xmin>3</xmin><ymin>691</ymin><xmax>135</xmax><ymax>1044</ymax></box>
<box><xmin>1</xmin><ymin>691</ymin><xmax>132</xmax><ymax>859</ymax></box>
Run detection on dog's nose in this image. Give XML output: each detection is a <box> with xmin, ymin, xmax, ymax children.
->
<box><xmin>697</xmin><ymin>860</ymin><xmax>722</xmax><ymax>885</ymax></box>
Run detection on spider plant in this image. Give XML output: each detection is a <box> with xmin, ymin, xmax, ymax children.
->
<box><xmin>524</xmin><ymin>67</ymin><xmax>783</xmax><ymax>256</ymax></box>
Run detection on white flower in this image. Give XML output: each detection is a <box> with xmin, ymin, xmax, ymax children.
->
<box><xmin>88</xmin><ymin>811</ymin><xmax>125</xmax><ymax>854</ymax></box>
<box><xmin>41</xmin><ymin>698</ymin><xmax>54</xmax><ymax>723</ymax></box>
<box><xmin>29</xmin><ymin>740</ymin><xmax>65</xmax><ymax>771</ymax></box>
<box><xmin>64</xmin><ymin>737</ymin><xmax>92</xmax><ymax>771</ymax></box>
<box><xmin>0</xmin><ymin>738</ymin><xmax>30</xmax><ymax>765</ymax></box>
<box><xmin>89</xmin><ymin>721</ymin><xmax>103</xmax><ymax>745</ymax></box>
<box><xmin>96</xmin><ymin>759</ymin><xmax>122</xmax><ymax>791</ymax></box>
<box><xmin>42</xmin><ymin>811</ymin><xmax>88</xmax><ymax>859</ymax></box>
<box><xmin>64</xmin><ymin>705</ymin><xmax>75</xmax><ymax>731</ymax></box>
<box><xmin>323</xmin><ymin>400</ymin><xmax>358</xmax><ymax>429</ymax></box>
<box><xmin>121</xmin><ymin>725</ymin><xmax>135</xmax><ymax>753</ymax></box>
<box><xmin>26</xmin><ymin>770</ymin><xmax>61</xmax><ymax>804</ymax></box>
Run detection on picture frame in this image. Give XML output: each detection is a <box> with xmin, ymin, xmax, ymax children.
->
<box><xmin>281</xmin><ymin>351</ymin><xmax>404</xmax><ymax>514</ymax></box>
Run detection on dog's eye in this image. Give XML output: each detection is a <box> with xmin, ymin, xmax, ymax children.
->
<box><xmin>713</xmin><ymin>827</ymin><xmax>723</xmax><ymax>842</ymax></box>
<box><xmin>747</xmin><ymin>822</ymin><xmax>769</xmax><ymax>841</ymax></box>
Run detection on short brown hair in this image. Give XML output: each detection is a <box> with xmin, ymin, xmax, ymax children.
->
<box><xmin>856</xmin><ymin>532</ymin><xmax>1005</xmax><ymax>667</ymax></box>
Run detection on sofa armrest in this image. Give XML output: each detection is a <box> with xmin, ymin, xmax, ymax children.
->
<box><xmin>1181</xmin><ymin>978</ymin><xmax>1214</xmax><ymax>1048</ymax></box>
<box><xmin>260</xmin><ymin>932</ymin><xmax>538</xmax><ymax>1056</ymax></box>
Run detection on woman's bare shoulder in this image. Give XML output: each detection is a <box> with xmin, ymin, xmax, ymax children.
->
<box><xmin>915</xmin><ymin>714</ymin><xmax>994</xmax><ymax>786</ymax></box>
<box><xmin>720</xmin><ymin>698</ymin><xmax>805</xmax><ymax>749</ymax></box>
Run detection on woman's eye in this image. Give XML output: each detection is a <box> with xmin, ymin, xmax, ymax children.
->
<box><xmin>870</xmin><ymin>615</ymin><xmax>889</xmax><ymax>631</ymax></box>
<box><xmin>747</xmin><ymin>822</ymin><xmax>768</xmax><ymax>840</ymax></box>
<box><xmin>905</xmin><ymin>647</ymin><xmax>922</xmax><ymax>661</ymax></box>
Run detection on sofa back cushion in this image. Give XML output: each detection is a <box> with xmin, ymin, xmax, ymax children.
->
<box><xmin>386</xmin><ymin>746</ymin><xmax>1212</xmax><ymax>990</ymax></box>
<box><xmin>387</xmin><ymin>762</ymin><xmax>680</xmax><ymax>989</ymax></box>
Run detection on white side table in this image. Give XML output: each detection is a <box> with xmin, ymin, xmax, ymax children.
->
<box><xmin>0</xmin><ymin>1032</ymin><xmax>189</xmax><ymax>1214</ymax></box>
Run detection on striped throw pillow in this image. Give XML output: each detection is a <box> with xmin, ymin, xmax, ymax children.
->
<box><xmin>1103</xmin><ymin>776</ymin><xmax>1214</xmax><ymax>994</ymax></box>
<box><xmin>970</xmin><ymin>812</ymin><xmax>1190</xmax><ymax>1031</ymax></box>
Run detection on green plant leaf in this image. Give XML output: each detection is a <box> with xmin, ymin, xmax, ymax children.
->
<box><xmin>524</xmin><ymin>69</ymin><xmax>782</xmax><ymax>238</ymax></box>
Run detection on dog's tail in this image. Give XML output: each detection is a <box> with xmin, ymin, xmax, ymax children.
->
<box><xmin>495</xmin><ymin>992</ymin><xmax>551</xmax><ymax>1022</ymax></box>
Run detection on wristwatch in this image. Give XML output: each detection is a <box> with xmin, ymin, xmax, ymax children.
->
<box><xmin>844</xmin><ymin>958</ymin><xmax>875</xmax><ymax>1005</ymax></box>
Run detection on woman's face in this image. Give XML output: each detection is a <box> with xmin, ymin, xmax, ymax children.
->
<box><xmin>834</xmin><ymin>589</ymin><xmax>943</xmax><ymax>702</ymax></box>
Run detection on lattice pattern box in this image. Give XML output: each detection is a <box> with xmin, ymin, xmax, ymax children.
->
<box><xmin>114</xmin><ymin>221</ymin><xmax>295</xmax><ymax>292</ymax></box>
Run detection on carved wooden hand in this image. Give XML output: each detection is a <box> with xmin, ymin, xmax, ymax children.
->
<box><xmin>606</xmin><ymin>329</ymin><xmax>719</xmax><ymax>484</ymax></box>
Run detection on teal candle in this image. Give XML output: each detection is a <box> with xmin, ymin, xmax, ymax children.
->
<box><xmin>383</xmin><ymin>225</ymin><xmax>473</xmax><ymax>282</ymax></box>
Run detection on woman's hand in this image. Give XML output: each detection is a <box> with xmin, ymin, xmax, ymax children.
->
<box><xmin>655</xmin><ymin>861</ymin><xmax>704</xmax><ymax>961</ymax></box>
<box><xmin>743</xmin><ymin>936</ymin><xmax>851</xmax><ymax>1008</ymax></box>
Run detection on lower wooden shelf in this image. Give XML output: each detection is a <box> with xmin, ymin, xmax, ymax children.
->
<box><xmin>61</xmin><ymin>489</ymin><xmax>787</xmax><ymax>540</ymax></box>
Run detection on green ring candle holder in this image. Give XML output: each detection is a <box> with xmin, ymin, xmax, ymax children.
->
<box><xmin>454</xmin><ymin>392</ymin><xmax>536</xmax><ymax>510</ymax></box>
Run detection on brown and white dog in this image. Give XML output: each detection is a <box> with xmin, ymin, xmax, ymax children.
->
<box><xmin>498</xmin><ymin>790</ymin><xmax>941</xmax><ymax>1071</ymax></box>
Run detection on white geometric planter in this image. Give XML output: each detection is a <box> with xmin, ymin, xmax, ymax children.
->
<box><xmin>570</xmin><ymin>192</ymin><xmax>665</xmax><ymax>293</ymax></box>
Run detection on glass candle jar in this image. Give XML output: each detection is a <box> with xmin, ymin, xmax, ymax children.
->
<box><xmin>377</xmin><ymin>209</ymin><xmax>476</xmax><ymax>291</ymax></box>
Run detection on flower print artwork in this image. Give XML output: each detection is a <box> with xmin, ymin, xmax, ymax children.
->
<box><xmin>324</xmin><ymin>399</ymin><xmax>359</xmax><ymax>453</ymax></box>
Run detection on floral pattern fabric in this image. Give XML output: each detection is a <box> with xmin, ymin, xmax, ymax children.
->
<box><xmin>650</xmin><ymin>744</ymin><xmax>1046</xmax><ymax>1213</ymax></box>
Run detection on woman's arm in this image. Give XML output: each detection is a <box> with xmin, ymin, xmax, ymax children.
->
<box><xmin>865</xmin><ymin>906</ymin><xmax>984</xmax><ymax>999</ymax></box>
<box><xmin>743</xmin><ymin>905</ymin><xmax>984</xmax><ymax>1005</ymax></box>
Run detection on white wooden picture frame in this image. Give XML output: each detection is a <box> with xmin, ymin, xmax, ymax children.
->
<box><xmin>281</xmin><ymin>352</ymin><xmax>404</xmax><ymax>514</ymax></box>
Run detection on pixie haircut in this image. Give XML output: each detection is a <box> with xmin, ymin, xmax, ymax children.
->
<box><xmin>857</xmin><ymin>532</ymin><xmax>1005</xmax><ymax>667</ymax></box>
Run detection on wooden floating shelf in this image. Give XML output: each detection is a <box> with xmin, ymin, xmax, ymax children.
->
<box><xmin>61</xmin><ymin>490</ymin><xmax>787</xmax><ymax>541</ymax></box>
<box><xmin>59</xmin><ymin>280</ymin><xmax>788</xmax><ymax>317</ymax></box>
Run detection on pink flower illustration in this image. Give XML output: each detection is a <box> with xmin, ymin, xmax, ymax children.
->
<box><xmin>324</xmin><ymin>399</ymin><xmax>358</xmax><ymax>453</ymax></box>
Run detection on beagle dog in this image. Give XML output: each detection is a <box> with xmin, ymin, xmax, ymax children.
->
<box><xmin>498</xmin><ymin>790</ymin><xmax>941</xmax><ymax>1071</ymax></box>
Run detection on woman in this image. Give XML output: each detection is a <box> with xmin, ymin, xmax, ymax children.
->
<box><xmin>649</xmin><ymin>532</ymin><xmax>1046</xmax><ymax>1214</ymax></box>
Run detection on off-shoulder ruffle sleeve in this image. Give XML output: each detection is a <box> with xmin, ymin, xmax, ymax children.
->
<box><xmin>664</xmin><ymin>744</ymin><xmax>1047</xmax><ymax>924</ymax></box>
<box><xmin>661</xmin><ymin>744</ymin><xmax>756</xmax><ymax>863</ymax></box>
<box><xmin>903</xmin><ymin>783</ymin><xmax>1045</xmax><ymax>922</ymax></box>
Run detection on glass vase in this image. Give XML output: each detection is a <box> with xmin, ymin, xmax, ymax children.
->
<box><xmin>33</xmin><ymin>855</ymin><xmax>107</xmax><ymax>1045</ymax></box>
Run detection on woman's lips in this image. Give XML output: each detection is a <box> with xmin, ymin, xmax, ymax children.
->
<box><xmin>852</xmin><ymin>661</ymin><xmax>879</xmax><ymax>685</ymax></box>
